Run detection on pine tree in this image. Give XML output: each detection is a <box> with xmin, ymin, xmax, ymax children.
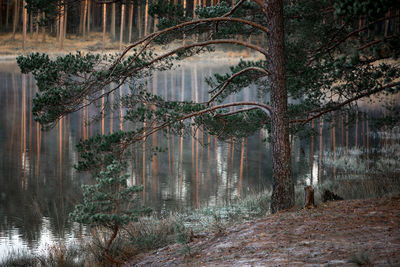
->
<box><xmin>17</xmin><ymin>0</ymin><xmax>400</xmax><ymax>213</ymax></box>
<box><xmin>70</xmin><ymin>160</ymin><xmax>150</xmax><ymax>264</ymax></box>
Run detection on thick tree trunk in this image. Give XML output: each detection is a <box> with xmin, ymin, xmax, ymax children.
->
<box><xmin>263</xmin><ymin>0</ymin><xmax>294</xmax><ymax>213</ymax></box>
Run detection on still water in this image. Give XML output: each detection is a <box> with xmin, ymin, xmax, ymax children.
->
<box><xmin>0</xmin><ymin>57</ymin><xmax>399</xmax><ymax>259</ymax></box>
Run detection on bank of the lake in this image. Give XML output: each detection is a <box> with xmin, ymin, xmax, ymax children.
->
<box><xmin>127</xmin><ymin>196</ymin><xmax>400</xmax><ymax>267</ymax></box>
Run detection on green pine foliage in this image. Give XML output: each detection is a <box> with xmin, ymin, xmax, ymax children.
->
<box><xmin>70</xmin><ymin>160</ymin><xmax>150</xmax><ymax>227</ymax></box>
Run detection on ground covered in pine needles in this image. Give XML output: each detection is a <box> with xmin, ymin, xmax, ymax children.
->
<box><xmin>126</xmin><ymin>197</ymin><xmax>400</xmax><ymax>267</ymax></box>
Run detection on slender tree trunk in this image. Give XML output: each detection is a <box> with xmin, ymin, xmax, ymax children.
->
<box><xmin>119</xmin><ymin>4</ymin><xmax>125</xmax><ymax>50</ymax></box>
<box><xmin>87</xmin><ymin>0</ymin><xmax>91</xmax><ymax>35</ymax></box>
<box><xmin>83</xmin><ymin>0</ymin><xmax>88</xmax><ymax>38</ymax></box>
<box><xmin>345</xmin><ymin>113</ymin><xmax>349</xmax><ymax>153</ymax></box>
<box><xmin>63</xmin><ymin>2</ymin><xmax>67</xmax><ymax>39</ymax></box>
<box><xmin>111</xmin><ymin>2</ymin><xmax>116</xmax><ymax>40</ymax></box>
<box><xmin>128</xmin><ymin>3</ymin><xmax>133</xmax><ymax>43</ymax></box>
<box><xmin>355</xmin><ymin>108</ymin><xmax>358</xmax><ymax>148</ymax></box>
<box><xmin>318</xmin><ymin>118</ymin><xmax>323</xmax><ymax>184</ymax></box>
<box><xmin>310</xmin><ymin>119</ymin><xmax>314</xmax><ymax>185</ymax></box>
<box><xmin>137</xmin><ymin>4</ymin><xmax>142</xmax><ymax>38</ymax></box>
<box><xmin>384</xmin><ymin>10</ymin><xmax>391</xmax><ymax>37</ymax></box>
<box><xmin>0</xmin><ymin>0</ymin><xmax>3</xmax><ymax>29</ymax></box>
<box><xmin>35</xmin><ymin>13</ymin><xmax>39</xmax><ymax>42</ymax></box>
<box><xmin>152</xmin><ymin>1</ymin><xmax>158</xmax><ymax>33</ymax></box>
<box><xmin>6</xmin><ymin>0</ymin><xmax>10</xmax><ymax>29</ymax></box>
<box><xmin>22</xmin><ymin>0</ymin><xmax>27</xmax><ymax>50</ymax></box>
<box><xmin>59</xmin><ymin>2</ymin><xmax>64</xmax><ymax>49</ymax></box>
<box><xmin>144</xmin><ymin>0</ymin><xmax>148</xmax><ymax>36</ymax></box>
<box><xmin>263</xmin><ymin>0</ymin><xmax>294</xmax><ymax>213</ymax></box>
<box><xmin>41</xmin><ymin>12</ymin><xmax>46</xmax><ymax>42</ymax></box>
<box><xmin>102</xmin><ymin>3</ymin><xmax>106</xmax><ymax>50</ymax></box>
<box><xmin>30</xmin><ymin>11</ymin><xmax>33</xmax><ymax>36</ymax></box>
<box><xmin>79</xmin><ymin>0</ymin><xmax>84</xmax><ymax>34</ymax></box>
<box><xmin>56</xmin><ymin>3</ymin><xmax>60</xmax><ymax>42</ymax></box>
<box><xmin>12</xmin><ymin>0</ymin><xmax>19</xmax><ymax>40</ymax></box>
<box><xmin>193</xmin><ymin>0</ymin><xmax>197</xmax><ymax>18</ymax></box>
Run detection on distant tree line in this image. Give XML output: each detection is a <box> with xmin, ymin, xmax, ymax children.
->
<box><xmin>0</xmin><ymin>0</ymin><xmax>243</xmax><ymax>49</ymax></box>
<box><xmin>3</xmin><ymin>0</ymin><xmax>397</xmax><ymax>50</ymax></box>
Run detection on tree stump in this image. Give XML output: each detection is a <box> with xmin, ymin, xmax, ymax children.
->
<box><xmin>304</xmin><ymin>186</ymin><xmax>315</xmax><ymax>208</ymax></box>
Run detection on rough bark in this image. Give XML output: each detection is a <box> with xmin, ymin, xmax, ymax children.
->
<box><xmin>263</xmin><ymin>0</ymin><xmax>294</xmax><ymax>213</ymax></box>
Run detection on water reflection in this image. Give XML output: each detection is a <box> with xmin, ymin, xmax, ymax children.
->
<box><xmin>0</xmin><ymin>59</ymin><xmax>399</xmax><ymax>260</ymax></box>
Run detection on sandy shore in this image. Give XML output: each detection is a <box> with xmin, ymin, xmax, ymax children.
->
<box><xmin>126</xmin><ymin>197</ymin><xmax>400</xmax><ymax>267</ymax></box>
<box><xmin>0</xmin><ymin>32</ymin><xmax>263</xmax><ymax>64</ymax></box>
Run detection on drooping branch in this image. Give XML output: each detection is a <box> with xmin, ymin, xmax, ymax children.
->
<box><xmin>215</xmin><ymin>107</ymin><xmax>260</xmax><ymax>117</ymax></box>
<box><xmin>312</xmin><ymin>14</ymin><xmax>400</xmax><ymax>59</ymax></box>
<box><xmin>94</xmin><ymin>39</ymin><xmax>268</xmax><ymax>104</ymax></box>
<box><xmin>358</xmin><ymin>35</ymin><xmax>397</xmax><ymax>51</ymax></box>
<box><xmin>223</xmin><ymin>0</ymin><xmax>247</xmax><ymax>17</ymax></box>
<box><xmin>291</xmin><ymin>81</ymin><xmax>400</xmax><ymax>124</ymax></box>
<box><xmin>207</xmin><ymin>66</ymin><xmax>269</xmax><ymax>105</ymax></box>
<box><xmin>140</xmin><ymin>101</ymin><xmax>272</xmax><ymax>141</ymax></box>
<box><xmin>111</xmin><ymin>16</ymin><xmax>269</xmax><ymax>71</ymax></box>
<box><xmin>67</xmin><ymin>39</ymin><xmax>269</xmax><ymax>125</ymax></box>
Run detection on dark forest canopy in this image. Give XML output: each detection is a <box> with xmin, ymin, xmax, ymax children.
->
<box><xmin>14</xmin><ymin>0</ymin><xmax>400</xmax><ymax>213</ymax></box>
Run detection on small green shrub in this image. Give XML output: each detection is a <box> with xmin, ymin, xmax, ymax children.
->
<box><xmin>348</xmin><ymin>250</ymin><xmax>372</xmax><ymax>266</ymax></box>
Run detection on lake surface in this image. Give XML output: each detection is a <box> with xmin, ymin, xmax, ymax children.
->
<box><xmin>0</xmin><ymin>57</ymin><xmax>399</xmax><ymax>260</ymax></box>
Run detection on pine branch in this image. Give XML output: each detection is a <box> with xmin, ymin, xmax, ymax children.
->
<box><xmin>291</xmin><ymin>81</ymin><xmax>400</xmax><ymax>124</ymax></box>
<box><xmin>207</xmin><ymin>66</ymin><xmax>269</xmax><ymax>105</ymax></box>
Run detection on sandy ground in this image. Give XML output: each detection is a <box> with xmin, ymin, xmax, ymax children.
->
<box><xmin>0</xmin><ymin>32</ymin><xmax>262</xmax><ymax>63</ymax></box>
<box><xmin>126</xmin><ymin>197</ymin><xmax>400</xmax><ymax>267</ymax></box>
